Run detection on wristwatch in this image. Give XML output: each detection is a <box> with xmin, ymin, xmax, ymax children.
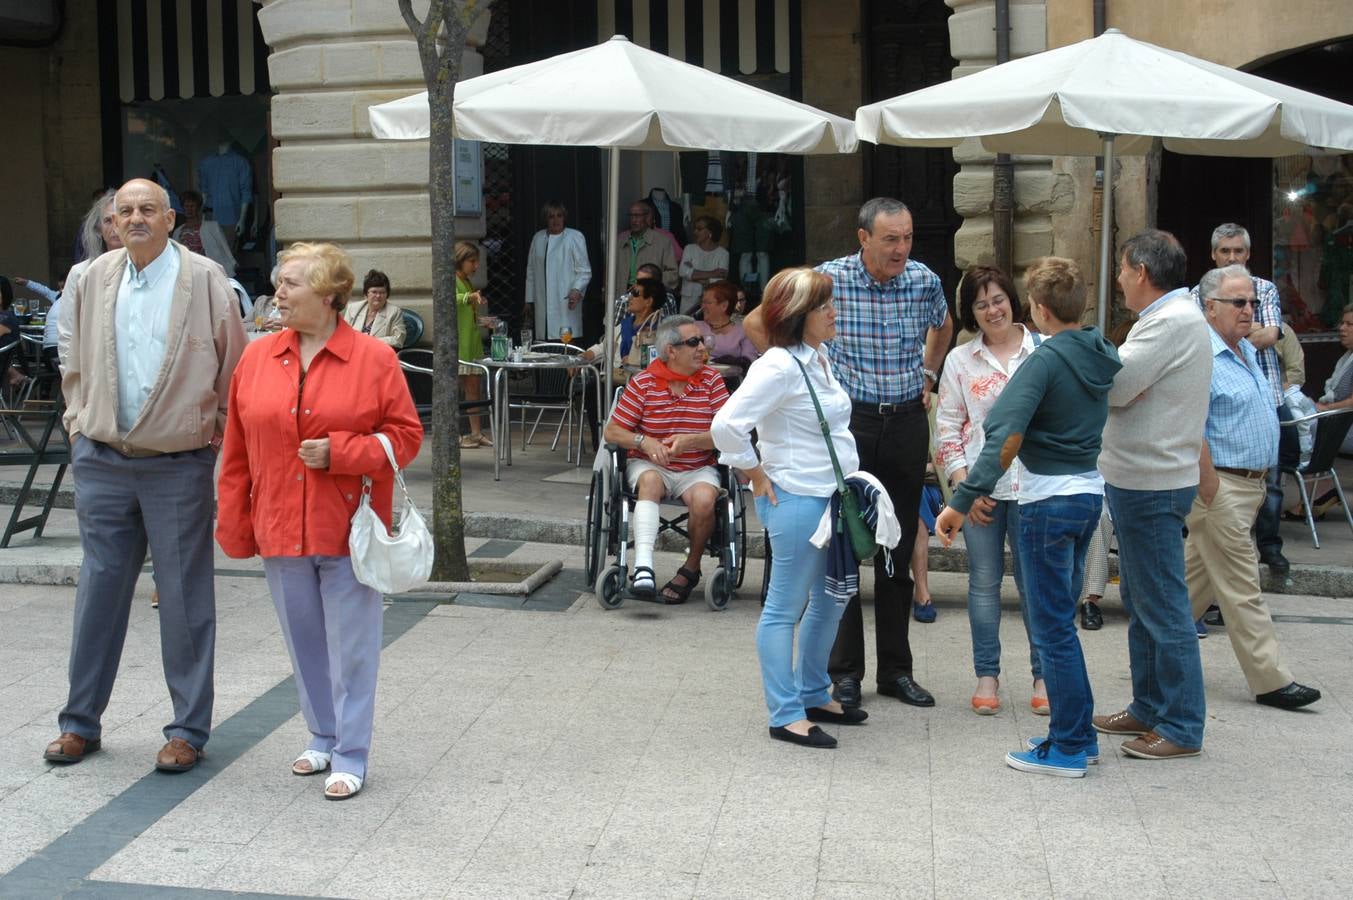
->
<box><xmin>921</xmin><ymin>367</ymin><xmax>938</xmax><ymax>383</ymax></box>
<box><xmin>634</xmin><ymin>433</ymin><xmax>646</xmax><ymax>449</ymax></box>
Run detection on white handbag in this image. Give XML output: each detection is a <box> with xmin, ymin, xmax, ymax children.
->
<box><xmin>348</xmin><ymin>433</ymin><xmax>433</xmax><ymax>594</ymax></box>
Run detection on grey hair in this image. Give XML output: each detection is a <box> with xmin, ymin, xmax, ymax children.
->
<box><xmin>80</xmin><ymin>190</ymin><xmax>117</xmax><ymax>260</ymax></box>
<box><xmin>1120</xmin><ymin>229</ymin><xmax>1188</xmax><ymax>291</ymax></box>
<box><xmin>656</xmin><ymin>314</ymin><xmax>696</xmax><ymax>358</ymax></box>
<box><xmin>1198</xmin><ymin>264</ymin><xmax>1253</xmax><ymax>303</ymax></box>
<box><xmin>858</xmin><ymin>197</ymin><xmax>910</xmax><ymax>233</ymax></box>
<box><xmin>1210</xmin><ymin>223</ymin><xmax>1251</xmax><ymax>252</ymax></box>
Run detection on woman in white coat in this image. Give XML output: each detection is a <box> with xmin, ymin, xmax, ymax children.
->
<box><xmin>524</xmin><ymin>202</ymin><xmax>591</xmax><ymax>342</ymax></box>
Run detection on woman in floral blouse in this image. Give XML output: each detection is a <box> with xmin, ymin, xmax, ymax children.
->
<box><xmin>934</xmin><ymin>266</ymin><xmax>1047</xmax><ymax>717</ymax></box>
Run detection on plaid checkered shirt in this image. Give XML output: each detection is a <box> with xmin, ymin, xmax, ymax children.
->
<box><xmin>1204</xmin><ymin>327</ymin><xmax>1280</xmax><ymax>469</ymax></box>
<box><xmin>816</xmin><ymin>253</ymin><xmax>949</xmax><ymax>405</ymax></box>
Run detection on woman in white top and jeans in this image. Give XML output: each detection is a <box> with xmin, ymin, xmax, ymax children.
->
<box><xmin>713</xmin><ymin>268</ymin><xmax>865</xmax><ymax>749</ymax></box>
<box><xmin>935</xmin><ymin>266</ymin><xmax>1046</xmax><ymax>716</ymax></box>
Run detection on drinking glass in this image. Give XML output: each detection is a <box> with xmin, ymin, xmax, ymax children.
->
<box><xmin>559</xmin><ymin>326</ymin><xmax>573</xmax><ymax>346</ymax></box>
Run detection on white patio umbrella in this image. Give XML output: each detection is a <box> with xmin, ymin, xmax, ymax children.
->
<box><xmin>855</xmin><ymin>28</ymin><xmax>1353</xmax><ymax>328</ymax></box>
<box><xmin>371</xmin><ymin>34</ymin><xmax>857</xmax><ymax>400</ymax></box>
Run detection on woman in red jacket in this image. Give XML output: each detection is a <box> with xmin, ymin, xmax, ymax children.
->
<box><xmin>216</xmin><ymin>242</ymin><xmax>422</xmax><ymax>801</ymax></box>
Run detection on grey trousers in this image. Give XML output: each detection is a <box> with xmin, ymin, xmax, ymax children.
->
<box><xmin>60</xmin><ymin>439</ymin><xmax>218</xmax><ymax>748</ymax></box>
<box><xmin>263</xmin><ymin>555</ymin><xmax>384</xmax><ymax>779</ymax></box>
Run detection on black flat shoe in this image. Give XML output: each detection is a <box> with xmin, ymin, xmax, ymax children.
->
<box><xmin>1080</xmin><ymin>600</ymin><xmax>1103</xmax><ymax>631</ymax></box>
<box><xmin>832</xmin><ymin>677</ymin><xmax>863</xmax><ymax>709</ymax></box>
<box><xmin>1257</xmin><ymin>549</ymin><xmax>1291</xmax><ymax>576</ymax></box>
<box><xmin>806</xmin><ymin>706</ymin><xmax>868</xmax><ymax>725</ymax></box>
<box><xmin>878</xmin><ymin>675</ymin><xmax>935</xmax><ymax>707</ymax></box>
<box><xmin>1256</xmin><ymin>682</ymin><xmax>1321</xmax><ymax>710</ymax></box>
<box><xmin>769</xmin><ymin>725</ymin><xmax>837</xmax><ymax>748</ymax></box>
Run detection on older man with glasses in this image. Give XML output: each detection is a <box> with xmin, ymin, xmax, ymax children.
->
<box><xmin>603</xmin><ymin>315</ymin><xmax>729</xmax><ymax>603</ymax></box>
<box><xmin>1187</xmin><ymin>266</ymin><xmax>1321</xmax><ymax>711</ymax></box>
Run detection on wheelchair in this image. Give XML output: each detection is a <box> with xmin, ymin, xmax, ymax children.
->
<box><xmin>584</xmin><ymin>442</ymin><xmax>748</xmax><ymax>611</ymax></box>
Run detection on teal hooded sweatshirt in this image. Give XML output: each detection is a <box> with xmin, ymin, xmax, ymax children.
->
<box><xmin>948</xmin><ymin>326</ymin><xmax>1122</xmax><ymax>515</ymax></box>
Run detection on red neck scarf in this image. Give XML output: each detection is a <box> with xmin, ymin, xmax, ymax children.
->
<box><xmin>647</xmin><ymin>358</ymin><xmax>694</xmax><ymax>393</ymax></box>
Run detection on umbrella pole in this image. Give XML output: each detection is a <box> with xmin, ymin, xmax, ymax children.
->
<box><xmin>603</xmin><ymin>146</ymin><xmax>620</xmax><ymax>410</ymax></box>
<box><xmin>1096</xmin><ymin>133</ymin><xmax>1116</xmax><ymax>332</ymax></box>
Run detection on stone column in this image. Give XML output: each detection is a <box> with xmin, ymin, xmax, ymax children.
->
<box><xmin>946</xmin><ymin>1</ymin><xmax>1075</xmax><ymax>289</ymax></box>
<box><xmin>258</xmin><ymin>0</ymin><xmax>489</xmax><ymax>334</ymax></box>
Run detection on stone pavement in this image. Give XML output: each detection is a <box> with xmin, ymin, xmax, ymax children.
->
<box><xmin>2</xmin><ymin>530</ymin><xmax>1353</xmax><ymax>899</ymax></box>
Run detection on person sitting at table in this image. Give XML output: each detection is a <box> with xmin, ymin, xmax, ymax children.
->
<box><xmin>602</xmin><ymin>314</ymin><xmax>730</xmax><ymax>602</ymax></box>
<box><xmin>582</xmin><ymin>276</ymin><xmax>664</xmax><ymax>373</ymax></box>
<box><xmin>455</xmin><ymin>241</ymin><xmax>491</xmax><ymax>448</ymax></box>
<box><xmin>0</xmin><ymin>277</ymin><xmax>20</xmax><ymax>389</ymax></box>
<box><xmin>343</xmin><ymin>269</ymin><xmax>407</xmax><ymax>349</ymax></box>
<box><xmin>678</xmin><ymin>215</ymin><xmax>730</xmax><ymax>314</ymax></box>
<box><xmin>696</xmin><ymin>282</ymin><xmax>758</xmax><ymax>368</ymax></box>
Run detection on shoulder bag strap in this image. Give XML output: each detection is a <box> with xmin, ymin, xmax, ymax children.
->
<box><xmin>364</xmin><ymin>433</ymin><xmax>413</xmax><ymax>507</ymax></box>
<box><xmin>793</xmin><ymin>355</ymin><xmax>849</xmax><ymax>496</ymax></box>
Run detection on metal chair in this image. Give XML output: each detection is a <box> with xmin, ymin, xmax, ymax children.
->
<box><xmin>396</xmin><ymin>348</ymin><xmax>492</xmax><ymax>433</ymax></box>
<box><xmin>511</xmin><ymin>341</ymin><xmax>594</xmax><ymax>464</ymax></box>
<box><xmin>1280</xmin><ymin>407</ymin><xmax>1353</xmax><ymax>548</ymax></box>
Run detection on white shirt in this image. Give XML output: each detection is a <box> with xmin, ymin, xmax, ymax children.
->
<box><xmin>1019</xmin><ymin>470</ymin><xmax>1104</xmax><ymax>505</ymax></box>
<box><xmin>677</xmin><ymin>244</ymin><xmax>730</xmax><ymax>312</ymax></box>
<box><xmin>712</xmin><ymin>343</ymin><xmax>859</xmax><ymax>498</ymax></box>
<box><xmin>115</xmin><ymin>244</ymin><xmax>179</xmax><ymax>432</ymax></box>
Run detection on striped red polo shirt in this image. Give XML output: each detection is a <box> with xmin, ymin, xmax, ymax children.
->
<box><xmin>610</xmin><ymin>366</ymin><xmax>730</xmax><ymax>471</ymax></box>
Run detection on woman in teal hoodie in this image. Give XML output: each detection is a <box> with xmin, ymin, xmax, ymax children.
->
<box><xmin>935</xmin><ymin>257</ymin><xmax>1121</xmax><ymax>778</ymax></box>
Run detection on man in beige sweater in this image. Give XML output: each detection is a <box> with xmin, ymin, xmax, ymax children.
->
<box><xmin>1093</xmin><ymin>229</ymin><xmax>1213</xmax><ymax>760</ymax></box>
<box><xmin>44</xmin><ymin>178</ymin><xmax>247</xmax><ymax>773</ymax></box>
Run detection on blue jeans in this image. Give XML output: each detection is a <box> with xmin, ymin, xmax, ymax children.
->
<box><xmin>1104</xmin><ymin>484</ymin><xmax>1206</xmax><ymax>749</ymax></box>
<box><xmin>755</xmin><ymin>488</ymin><xmax>843</xmax><ymax>727</ymax></box>
<box><xmin>1017</xmin><ymin>494</ymin><xmax>1101</xmax><ymax>754</ymax></box>
<box><xmin>963</xmin><ymin>499</ymin><xmax>1040</xmax><ymax>680</ymax></box>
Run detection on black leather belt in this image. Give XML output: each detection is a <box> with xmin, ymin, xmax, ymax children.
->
<box><xmin>1215</xmin><ymin>466</ymin><xmax>1268</xmax><ymax>480</ymax></box>
<box><xmin>852</xmin><ymin>398</ymin><xmax>924</xmax><ymax>417</ymax></box>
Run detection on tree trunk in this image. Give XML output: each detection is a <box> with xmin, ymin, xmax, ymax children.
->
<box><xmin>401</xmin><ymin>0</ymin><xmax>491</xmax><ymax>582</ymax></box>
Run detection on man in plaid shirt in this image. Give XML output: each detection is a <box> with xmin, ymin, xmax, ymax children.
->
<box><xmin>745</xmin><ymin>197</ymin><xmax>953</xmax><ymax>709</ymax></box>
<box><xmin>1187</xmin><ymin>223</ymin><xmax>1290</xmax><ymax>576</ymax></box>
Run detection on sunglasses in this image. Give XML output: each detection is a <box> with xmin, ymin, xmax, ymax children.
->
<box><xmin>1209</xmin><ymin>297</ymin><xmax>1257</xmax><ymax>309</ymax></box>
<box><xmin>675</xmin><ymin>335</ymin><xmax>712</xmax><ymax>349</ymax></box>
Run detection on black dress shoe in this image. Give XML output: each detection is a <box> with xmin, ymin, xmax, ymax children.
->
<box><xmin>1256</xmin><ymin>682</ymin><xmax>1321</xmax><ymax>710</ymax></box>
<box><xmin>1258</xmin><ymin>548</ymin><xmax>1291</xmax><ymax>575</ymax></box>
<box><xmin>806</xmin><ymin>706</ymin><xmax>869</xmax><ymax>725</ymax></box>
<box><xmin>769</xmin><ymin>725</ymin><xmax>837</xmax><ymax>748</ymax></box>
<box><xmin>1080</xmin><ymin>601</ymin><xmax>1103</xmax><ymax>631</ymax></box>
<box><xmin>877</xmin><ymin>675</ymin><xmax>935</xmax><ymax>707</ymax></box>
<box><xmin>832</xmin><ymin>678</ymin><xmax>862</xmax><ymax>709</ymax></box>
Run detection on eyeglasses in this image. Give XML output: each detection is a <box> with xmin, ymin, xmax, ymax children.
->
<box><xmin>675</xmin><ymin>336</ymin><xmax>712</xmax><ymax>349</ymax></box>
<box><xmin>1209</xmin><ymin>297</ymin><xmax>1257</xmax><ymax>309</ymax></box>
<box><xmin>812</xmin><ymin>300</ymin><xmax>835</xmax><ymax>313</ymax></box>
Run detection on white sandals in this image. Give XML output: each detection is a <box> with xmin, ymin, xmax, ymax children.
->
<box><xmin>324</xmin><ymin>771</ymin><xmax>363</xmax><ymax>801</ymax></box>
<box><xmin>291</xmin><ymin>749</ymin><xmax>331</xmax><ymax>776</ymax></box>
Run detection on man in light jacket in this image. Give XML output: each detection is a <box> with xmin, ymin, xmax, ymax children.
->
<box><xmin>44</xmin><ymin>178</ymin><xmax>247</xmax><ymax>773</ymax></box>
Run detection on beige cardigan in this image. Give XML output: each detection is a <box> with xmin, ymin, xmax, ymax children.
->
<box><xmin>343</xmin><ymin>300</ymin><xmax>407</xmax><ymax>349</ymax></box>
<box><xmin>62</xmin><ymin>242</ymin><xmax>248</xmax><ymax>456</ymax></box>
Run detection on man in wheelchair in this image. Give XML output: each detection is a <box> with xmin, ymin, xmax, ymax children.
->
<box><xmin>603</xmin><ymin>315</ymin><xmax>730</xmax><ymax>603</ymax></box>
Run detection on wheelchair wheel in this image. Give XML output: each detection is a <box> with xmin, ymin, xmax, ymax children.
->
<box><xmin>705</xmin><ymin>566</ymin><xmax>731</xmax><ymax>611</ymax></box>
<box><xmin>595</xmin><ymin>565</ymin><xmax>625</xmax><ymax>610</ymax></box>
<box><xmin>759</xmin><ymin>532</ymin><xmax>772</xmax><ymax>606</ymax></box>
<box><xmin>733</xmin><ymin>485</ymin><xmax>749</xmax><ymax>588</ymax></box>
<box><xmin>584</xmin><ymin>469</ymin><xmax>608</xmax><ymax>584</ymax></box>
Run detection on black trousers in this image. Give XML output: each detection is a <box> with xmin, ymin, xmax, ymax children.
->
<box><xmin>829</xmin><ymin>402</ymin><xmax>929</xmax><ymax>685</ymax></box>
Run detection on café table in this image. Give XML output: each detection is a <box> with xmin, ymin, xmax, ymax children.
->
<box><xmin>479</xmin><ymin>350</ymin><xmax>602</xmax><ymax>481</ymax></box>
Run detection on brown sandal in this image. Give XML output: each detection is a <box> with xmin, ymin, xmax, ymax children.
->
<box><xmin>660</xmin><ymin>566</ymin><xmax>701</xmax><ymax>604</ymax></box>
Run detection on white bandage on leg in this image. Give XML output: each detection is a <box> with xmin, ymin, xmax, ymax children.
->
<box><xmin>632</xmin><ymin>500</ymin><xmax>659</xmax><ymax>585</ymax></box>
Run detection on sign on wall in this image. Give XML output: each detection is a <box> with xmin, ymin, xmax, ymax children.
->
<box><xmin>454</xmin><ymin>139</ymin><xmax>484</xmax><ymax>216</ymax></box>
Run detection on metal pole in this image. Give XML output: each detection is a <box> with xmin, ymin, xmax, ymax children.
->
<box><xmin>602</xmin><ymin>146</ymin><xmax>620</xmax><ymax>408</ymax></box>
<box><xmin>1096</xmin><ymin>133</ymin><xmax>1116</xmax><ymax>332</ymax></box>
<box><xmin>992</xmin><ymin>0</ymin><xmax>1014</xmax><ymax>275</ymax></box>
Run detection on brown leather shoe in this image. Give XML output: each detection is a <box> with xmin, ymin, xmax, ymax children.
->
<box><xmin>43</xmin><ymin>732</ymin><xmax>100</xmax><ymax>764</ymax></box>
<box><xmin>1092</xmin><ymin>710</ymin><xmax>1150</xmax><ymax>736</ymax></box>
<box><xmin>155</xmin><ymin>737</ymin><xmax>203</xmax><ymax>772</ymax></box>
<box><xmin>1120</xmin><ymin>731</ymin><xmax>1201</xmax><ymax>760</ymax></box>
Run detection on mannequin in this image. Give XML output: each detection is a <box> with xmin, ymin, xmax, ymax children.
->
<box><xmin>197</xmin><ymin>142</ymin><xmax>253</xmax><ymax>247</ymax></box>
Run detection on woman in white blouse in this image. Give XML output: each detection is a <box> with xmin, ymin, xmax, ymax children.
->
<box><xmin>712</xmin><ymin>268</ymin><xmax>865</xmax><ymax>750</ymax></box>
<box><xmin>934</xmin><ymin>266</ymin><xmax>1045</xmax><ymax>717</ymax></box>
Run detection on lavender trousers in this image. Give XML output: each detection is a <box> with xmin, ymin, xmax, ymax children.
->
<box><xmin>263</xmin><ymin>555</ymin><xmax>384</xmax><ymax>779</ymax></box>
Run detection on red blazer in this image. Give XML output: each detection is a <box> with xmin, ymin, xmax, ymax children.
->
<box><xmin>216</xmin><ymin>319</ymin><xmax>423</xmax><ymax>559</ymax></box>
